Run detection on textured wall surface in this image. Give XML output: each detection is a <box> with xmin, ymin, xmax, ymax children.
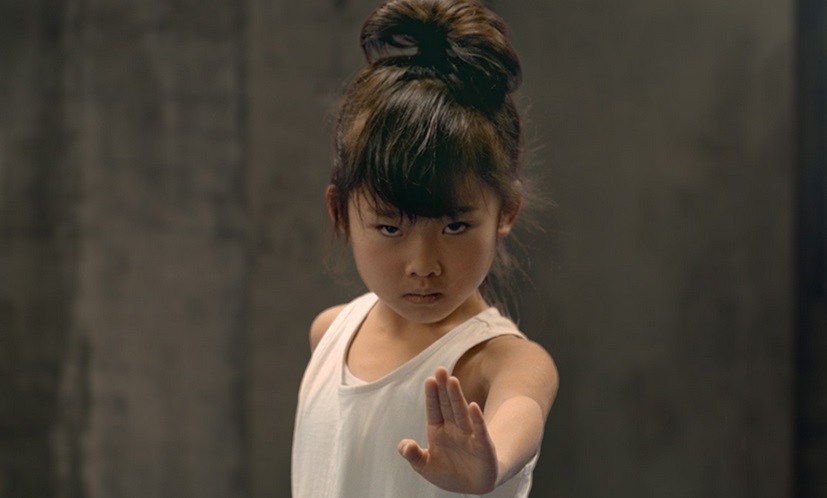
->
<box><xmin>498</xmin><ymin>0</ymin><xmax>794</xmax><ymax>496</ymax></box>
<box><xmin>2</xmin><ymin>1</ymin><xmax>249</xmax><ymax>497</ymax></box>
<box><xmin>1</xmin><ymin>3</ymin><xmax>78</xmax><ymax>495</ymax></box>
<box><xmin>0</xmin><ymin>0</ymin><xmax>800</xmax><ymax>497</ymax></box>
<box><xmin>66</xmin><ymin>2</ymin><xmax>250</xmax><ymax>497</ymax></box>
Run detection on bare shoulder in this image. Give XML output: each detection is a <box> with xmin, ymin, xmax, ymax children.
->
<box><xmin>309</xmin><ymin>304</ymin><xmax>347</xmax><ymax>352</ymax></box>
<box><xmin>462</xmin><ymin>334</ymin><xmax>559</xmax><ymax>416</ymax></box>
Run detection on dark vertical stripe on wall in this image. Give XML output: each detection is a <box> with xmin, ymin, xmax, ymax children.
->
<box><xmin>795</xmin><ymin>0</ymin><xmax>827</xmax><ymax>496</ymax></box>
<box><xmin>0</xmin><ymin>1</ymin><xmax>77</xmax><ymax>496</ymax></box>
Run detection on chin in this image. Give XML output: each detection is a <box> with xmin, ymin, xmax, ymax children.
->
<box><xmin>402</xmin><ymin>302</ymin><xmax>464</xmax><ymax>327</ymax></box>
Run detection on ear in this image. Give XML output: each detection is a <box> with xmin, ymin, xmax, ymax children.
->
<box><xmin>325</xmin><ymin>184</ymin><xmax>337</xmax><ymax>223</ymax></box>
<box><xmin>497</xmin><ymin>190</ymin><xmax>522</xmax><ymax>238</ymax></box>
<box><xmin>324</xmin><ymin>184</ymin><xmax>348</xmax><ymax>238</ymax></box>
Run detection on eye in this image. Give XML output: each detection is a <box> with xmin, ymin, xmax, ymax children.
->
<box><xmin>377</xmin><ymin>225</ymin><xmax>402</xmax><ymax>237</ymax></box>
<box><xmin>443</xmin><ymin>222</ymin><xmax>469</xmax><ymax>235</ymax></box>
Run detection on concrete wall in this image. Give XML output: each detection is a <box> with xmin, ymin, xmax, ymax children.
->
<box><xmin>1</xmin><ymin>1</ymin><xmax>249</xmax><ymax>497</ymax></box>
<box><xmin>0</xmin><ymin>0</ymin><xmax>798</xmax><ymax>497</ymax></box>
<box><xmin>500</xmin><ymin>1</ymin><xmax>793</xmax><ymax>496</ymax></box>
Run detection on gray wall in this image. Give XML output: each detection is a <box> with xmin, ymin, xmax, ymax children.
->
<box><xmin>0</xmin><ymin>0</ymin><xmax>798</xmax><ymax>497</ymax></box>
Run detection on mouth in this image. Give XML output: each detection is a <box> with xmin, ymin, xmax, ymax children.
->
<box><xmin>403</xmin><ymin>292</ymin><xmax>443</xmax><ymax>304</ymax></box>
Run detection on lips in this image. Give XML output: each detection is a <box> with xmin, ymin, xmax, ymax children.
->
<box><xmin>403</xmin><ymin>292</ymin><xmax>443</xmax><ymax>304</ymax></box>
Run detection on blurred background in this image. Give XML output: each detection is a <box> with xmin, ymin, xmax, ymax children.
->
<box><xmin>1</xmin><ymin>0</ymin><xmax>824</xmax><ymax>497</ymax></box>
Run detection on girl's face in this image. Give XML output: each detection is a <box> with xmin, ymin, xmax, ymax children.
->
<box><xmin>341</xmin><ymin>182</ymin><xmax>518</xmax><ymax>330</ymax></box>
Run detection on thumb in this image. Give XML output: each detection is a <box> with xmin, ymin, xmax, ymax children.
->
<box><xmin>397</xmin><ymin>439</ymin><xmax>427</xmax><ymax>469</ymax></box>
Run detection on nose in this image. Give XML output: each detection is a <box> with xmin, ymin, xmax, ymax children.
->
<box><xmin>405</xmin><ymin>234</ymin><xmax>442</xmax><ymax>278</ymax></box>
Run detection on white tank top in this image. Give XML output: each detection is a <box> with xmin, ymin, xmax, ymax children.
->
<box><xmin>292</xmin><ymin>293</ymin><xmax>538</xmax><ymax>498</ymax></box>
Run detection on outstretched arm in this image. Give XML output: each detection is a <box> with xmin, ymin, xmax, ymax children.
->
<box><xmin>398</xmin><ymin>339</ymin><xmax>558</xmax><ymax>494</ymax></box>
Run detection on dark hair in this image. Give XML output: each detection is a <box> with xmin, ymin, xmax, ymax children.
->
<box><xmin>328</xmin><ymin>0</ymin><xmax>528</xmax><ymax>310</ymax></box>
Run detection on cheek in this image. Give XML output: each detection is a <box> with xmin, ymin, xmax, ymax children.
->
<box><xmin>451</xmin><ymin>236</ymin><xmax>498</xmax><ymax>277</ymax></box>
<box><xmin>352</xmin><ymin>236</ymin><xmax>388</xmax><ymax>262</ymax></box>
<box><xmin>350</xmin><ymin>238</ymin><xmax>396</xmax><ymax>284</ymax></box>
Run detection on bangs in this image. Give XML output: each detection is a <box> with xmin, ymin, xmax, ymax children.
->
<box><xmin>344</xmin><ymin>80</ymin><xmax>504</xmax><ymax>219</ymax></box>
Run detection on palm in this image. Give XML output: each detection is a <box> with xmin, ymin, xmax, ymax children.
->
<box><xmin>398</xmin><ymin>367</ymin><xmax>499</xmax><ymax>494</ymax></box>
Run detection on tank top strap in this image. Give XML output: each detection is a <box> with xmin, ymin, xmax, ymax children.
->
<box><xmin>313</xmin><ymin>293</ymin><xmax>379</xmax><ymax>356</ymax></box>
<box><xmin>421</xmin><ymin>307</ymin><xmax>527</xmax><ymax>375</ymax></box>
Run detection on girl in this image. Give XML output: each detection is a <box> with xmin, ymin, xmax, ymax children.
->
<box><xmin>292</xmin><ymin>0</ymin><xmax>558</xmax><ymax>496</ymax></box>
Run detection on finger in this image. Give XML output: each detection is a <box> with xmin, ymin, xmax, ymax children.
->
<box><xmin>447</xmin><ymin>375</ymin><xmax>472</xmax><ymax>433</ymax></box>
<box><xmin>468</xmin><ymin>401</ymin><xmax>490</xmax><ymax>442</ymax></box>
<box><xmin>435</xmin><ymin>368</ymin><xmax>455</xmax><ymax>423</ymax></box>
<box><xmin>398</xmin><ymin>438</ymin><xmax>428</xmax><ymax>471</ymax></box>
<box><xmin>424</xmin><ymin>377</ymin><xmax>443</xmax><ymax>425</ymax></box>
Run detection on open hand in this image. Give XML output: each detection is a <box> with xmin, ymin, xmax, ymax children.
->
<box><xmin>397</xmin><ymin>367</ymin><xmax>499</xmax><ymax>494</ymax></box>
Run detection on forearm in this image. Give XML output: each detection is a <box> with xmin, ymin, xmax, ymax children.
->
<box><xmin>486</xmin><ymin>395</ymin><xmax>546</xmax><ymax>486</ymax></box>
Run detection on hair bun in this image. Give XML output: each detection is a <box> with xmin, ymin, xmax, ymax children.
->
<box><xmin>360</xmin><ymin>0</ymin><xmax>521</xmax><ymax>107</ymax></box>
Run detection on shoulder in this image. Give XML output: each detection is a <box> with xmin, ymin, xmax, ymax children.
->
<box><xmin>484</xmin><ymin>335</ymin><xmax>557</xmax><ymax>379</ymax></box>
<box><xmin>457</xmin><ymin>333</ymin><xmax>558</xmax><ymax>416</ymax></box>
<box><xmin>309</xmin><ymin>304</ymin><xmax>348</xmax><ymax>352</ymax></box>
